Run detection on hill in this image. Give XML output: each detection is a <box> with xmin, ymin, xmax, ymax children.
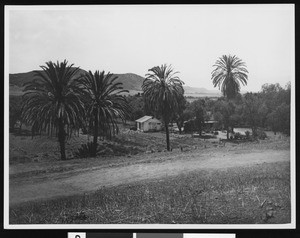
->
<box><xmin>9</xmin><ymin>70</ymin><xmax>145</xmax><ymax>95</ymax></box>
<box><xmin>113</xmin><ymin>73</ymin><xmax>144</xmax><ymax>94</ymax></box>
<box><xmin>9</xmin><ymin>70</ymin><xmax>221</xmax><ymax>97</ymax></box>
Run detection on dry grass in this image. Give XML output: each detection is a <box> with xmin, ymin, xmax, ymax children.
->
<box><xmin>9</xmin><ymin>126</ymin><xmax>289</xmax><ymax>163</ymax></box>
<box><xmin>9</xmin><ymin>128</ymin><xmax>290</xmax><ymax>181</ymax></box>
<box><xmin>9</xmin><ymin>126</ymin><xmax>291</xmax><ymax>224</ymax></box>
<box><xmin>9</xmin><ymin>161</ymin><xmax>290</xmax><ymax>224</ymax></box>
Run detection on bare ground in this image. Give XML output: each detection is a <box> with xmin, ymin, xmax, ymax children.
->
<box><xmin>9</xmin><ymin>147</ymin><xmax>290</xmax><ymax>206</ymax></box>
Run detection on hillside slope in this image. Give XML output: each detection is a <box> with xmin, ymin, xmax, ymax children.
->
<box><xmin>9</xmin><ymin>70</ymin><xmax>221</xmax><ymax>97</ymax></box>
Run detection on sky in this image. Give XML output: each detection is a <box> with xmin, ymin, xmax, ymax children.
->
<box><xmin>6</xmin><ymin>4</ymin><xmax>294</xmax><ymax>92</ymax></box>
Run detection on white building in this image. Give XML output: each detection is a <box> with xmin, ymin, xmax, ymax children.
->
<box><xmin>135</xmin><ymin>116</ymin><xmax>162</xmax><ymax>132</ymax></box>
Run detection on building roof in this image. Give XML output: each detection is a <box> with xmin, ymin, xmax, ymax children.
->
<box><xmin>204</xmin><ymin>120</ymin><xmax>218</xmax><ymax>124</ymax></box>
<box><xmin>136</xmin><ymin>116</ymin><xmax>162</xmax><ymax>123</ymax></box>
<box><xmin>135</xmin><ymin>116</ymin><xmax>153</xmax><ymax>123</ymax></box>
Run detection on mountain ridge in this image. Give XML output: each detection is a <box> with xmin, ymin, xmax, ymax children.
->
<box><xmin>9</xmin><ymin>70</ymin><xmax>221</xmax><ymax>97</ymax></box>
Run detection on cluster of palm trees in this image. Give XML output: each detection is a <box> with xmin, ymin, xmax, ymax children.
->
<box><xmin>21</xmin><ymin>54</ymin><xmax>248</xmax><ymax>160</ymax></box>
<box><xmin>142</xmin><ymin>55</ymin><xmax>248</xmax><ymax>150</ymax></box>
<box><xmin>22</xmin><ymin>60</ymin><xmax>130</xmax><ymax>160</ymax></box>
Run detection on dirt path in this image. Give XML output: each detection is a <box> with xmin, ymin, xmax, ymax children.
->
<box><xmin>9</xmin><ymin>149</ymin><xmax>290</xmax><ymax>206</ymax></box>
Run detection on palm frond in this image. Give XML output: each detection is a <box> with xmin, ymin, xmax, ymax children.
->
<box><xmin>77</xmin><ymin>70</ymin><xmax>130</xmax><ymax>139</ymax></box>
<box><xmin>22</xmin><ymin>60</ymin><xmax>84</xmax><ymax>137</ymax></box>
<box><xmin>211</xmin><ymin>55</ymin><xmax>248</xmax><ymax>99</ymax></box>
<box><xmin>142</xmin><ymin>64</ymin><xmax>184</xmax><ymax>121</ymax></box>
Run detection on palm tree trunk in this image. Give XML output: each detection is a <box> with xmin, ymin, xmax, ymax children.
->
<box><xmin>58</xmin><ymin>118</ymin><xmax>66</xmax><ymax>160</ymax></box>
<box><xmin>199</xmin><ymin>122</ymin><xmax>202</xmax><ymax>137</ymax></box>
<box><xmin>178</xmin><ymin>126</ymin><xmax>182</xmax><ymax>134</ymax></box>
<box><xmin>176</xmin><ymin>120</ymin><xmax>182</xmax><ymax>134</ymax></box>
<box><xmin>165</xmin><ymin>121</ymin><xmax>170</xmax><ymax>151</ymax></box>
<box><xmin>252</xmin><ymin>126</ymin><xmax>257</xmax><ymax>137</ymax></box>
<box><xmin>92</xmin><ymin>109</ymin><xmax>98</xmax><ymax>157</ymax></box>
<box><xmin>19</xmin><ymin>122</ymin><xmax>22</xmax><ymax>134</ymax></box>
<box><xmin>226</xmin><ymin>126</ymin><xmax>229</xmax><ymax>140</ymax></box>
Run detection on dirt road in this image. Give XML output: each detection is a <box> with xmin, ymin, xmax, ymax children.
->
<box><xmin>9</xmin><ymin>149</ymin><xmax>290</xmax><ymax>205</ymax></box>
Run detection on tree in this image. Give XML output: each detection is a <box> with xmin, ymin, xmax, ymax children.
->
<box><xmin>261</xmin><ymin>83</ymin><xmax>282</xmax><ymax>94</ymax></box>
<box><xmin>267</xmin><ymin>103</ymin><xmax>290</xmax><ymax>135</ymax></box>
<box><xmin>22</xmin><ymin>60</ymin><xmax>84</xmax><ymax>160</ymax></box>
<box><xmin>257</xmin><ymin>102</ymin><xmax>269</xmax><ymax>128</ymax></box>
<box><xmin>126</xmin><ymin>94</ymin><xmax>145</xmax><ymax>121</ymax></box>
<box><xmin>259</xmin><ymin>82</ymin><xmax>291</xmax><ymax>135</ymax></box>
<box><xmin>77</xmin><ymin>70</ymin><xmax>130</xmax><ymax>156</ymax></box>
<box><xmin>213</xmin><ymin>99</ymin><xmax>237</xmax><ymax>139</ymax></box>
<box><xmin>211</xmin><ymin>55</ymin><xmax>248</xmax><ymax>99</ymax></box>
<box><xmin>260</xmin><ymin>83</ymin><xmax>283</xmax><ymax>113</ymax></box>
<box><xmin>242</xmin><ymin>93</ymin><xmax>264</xmax><ymax>137</ymax></box>
<box><xmin>9</xmin><ymin>96</ymin><xmax>23</xmax><ymax>132</ymax></box>
<box><xmin>142</xmin><ymin>64</ymin><xmax>184</xmax><ymax>151</ymax></box>
<box><xmin>189</xmin><ymin>99</ymin><xmax>207</xmax><ymax>136</ymax></box>
<box><xmin>174</xmin><ymin>95</ymin><xmax>187</xmax><ymax>134</ymax></box>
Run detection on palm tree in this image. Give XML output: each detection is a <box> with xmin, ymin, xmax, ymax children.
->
<box><xmin>22</xmin><ymin>60</ymin><xmax>84</xmax><ymax>160</ymax></box>
<box><xmin>77</xmin><ymin>70</ymin><xmax>130</xmax><ymax>157</ymax></box>
<box><xmin>142</xmin><ymin>64</ymin><xmax>184</xmax><ymax>151</ymax></box>
<box><xmin>211</xmin><ymin>55</ymin><xmax>248</xmax><ymax>99</ymax></box>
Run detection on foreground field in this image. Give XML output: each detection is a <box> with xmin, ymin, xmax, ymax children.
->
<box><xmin>10</xmin><ymin>149</ymin><xmax>289</xmax><ymax>205</ymax></box>
<box><xmin>10</xmin><ymin>161</ymin><xmax>290</xmax><ymax>224</ymax></box>
<box><xmin>9</xmin><ymin>129</ymin><xmax>291</xmax><ymax>224</ymax></box>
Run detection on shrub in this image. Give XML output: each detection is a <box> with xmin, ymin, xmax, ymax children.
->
<box><xmin>234</xmin><ymin>132</ymin><xmax>242</xmax><ymax>140</ymax></box>
<box><xmin>234</xmin><ymin>132</ymin><xmax>247</xmax><ymax>140</ymax></box>
<box><xmin>245</xmin><ymin>130</ymin><xmax>251</xmax><ymax>139</ymax></box>
<box><xmin>81</xmin><ymin>127</ymin><xmax>89</xmax><ymax>135</ymax></box>
<box><xmin>257</xmin><ymin>130</ymin><xmax>267</xmax><ymax>140</ymax></box>
<box><xmin>75</xmin><ymin>142</ymin><xmax>98</xmax><ymax>158</ymax></box>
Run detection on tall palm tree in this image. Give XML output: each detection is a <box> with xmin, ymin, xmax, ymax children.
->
<box><xmin>142</xmin><ymin>64</ymin><xmax>184</xmax><ymax>151</ymax></box>
<box><xmin>21</xmin><ymin>60</ymin><xmax>84</xmax><ymax>160</ymax></box>
<box><xmin>211</xmin><ymin>55</ymin><xmax>248</xmax><ymax>99</ymax></box>
<box><xmin>77</xmin><ymin>70</ymin><xmax>130</xmax><ymax>157</ymax></box>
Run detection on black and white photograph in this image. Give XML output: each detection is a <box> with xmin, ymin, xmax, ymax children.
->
<box><xmin>4</xmin><ymin>4</ymin><xmax>295</xmax><ymax>228</ymax></box>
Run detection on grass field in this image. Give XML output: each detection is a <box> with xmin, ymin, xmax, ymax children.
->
<box><xmin>9</xmin><ymin>125</ymin><xmax>291</xmax><ymax>224</ymax></box>
<box><xmin>9</xmin><ymin>123</ymin><xmax>287</xmax><ymax>163</ymax></box>
<box><xmin>9</xmin><ymin>161</ymin><xmax>290</xmax><ymax>224</ymax></box>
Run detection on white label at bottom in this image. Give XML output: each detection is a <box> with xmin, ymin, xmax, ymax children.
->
<box><xmin>184</xmin><ymin>234</ymin><xmax>235</xmax><ymax>238</ymax></box>
<box><xmin>68</xmin><ymin>232</ymin><xmax>86</xmax><ymax>238</ymax></box>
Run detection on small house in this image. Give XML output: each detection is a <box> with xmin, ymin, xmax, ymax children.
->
<box><xmin>135</xmin><ymin>116</ymin><xmax>162</xmax><ymax>132</ymax></box>
<box><xmin>204</xmin><ymin>120</ymin><xmax>219</xmax><ymax>130</ymax></box>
